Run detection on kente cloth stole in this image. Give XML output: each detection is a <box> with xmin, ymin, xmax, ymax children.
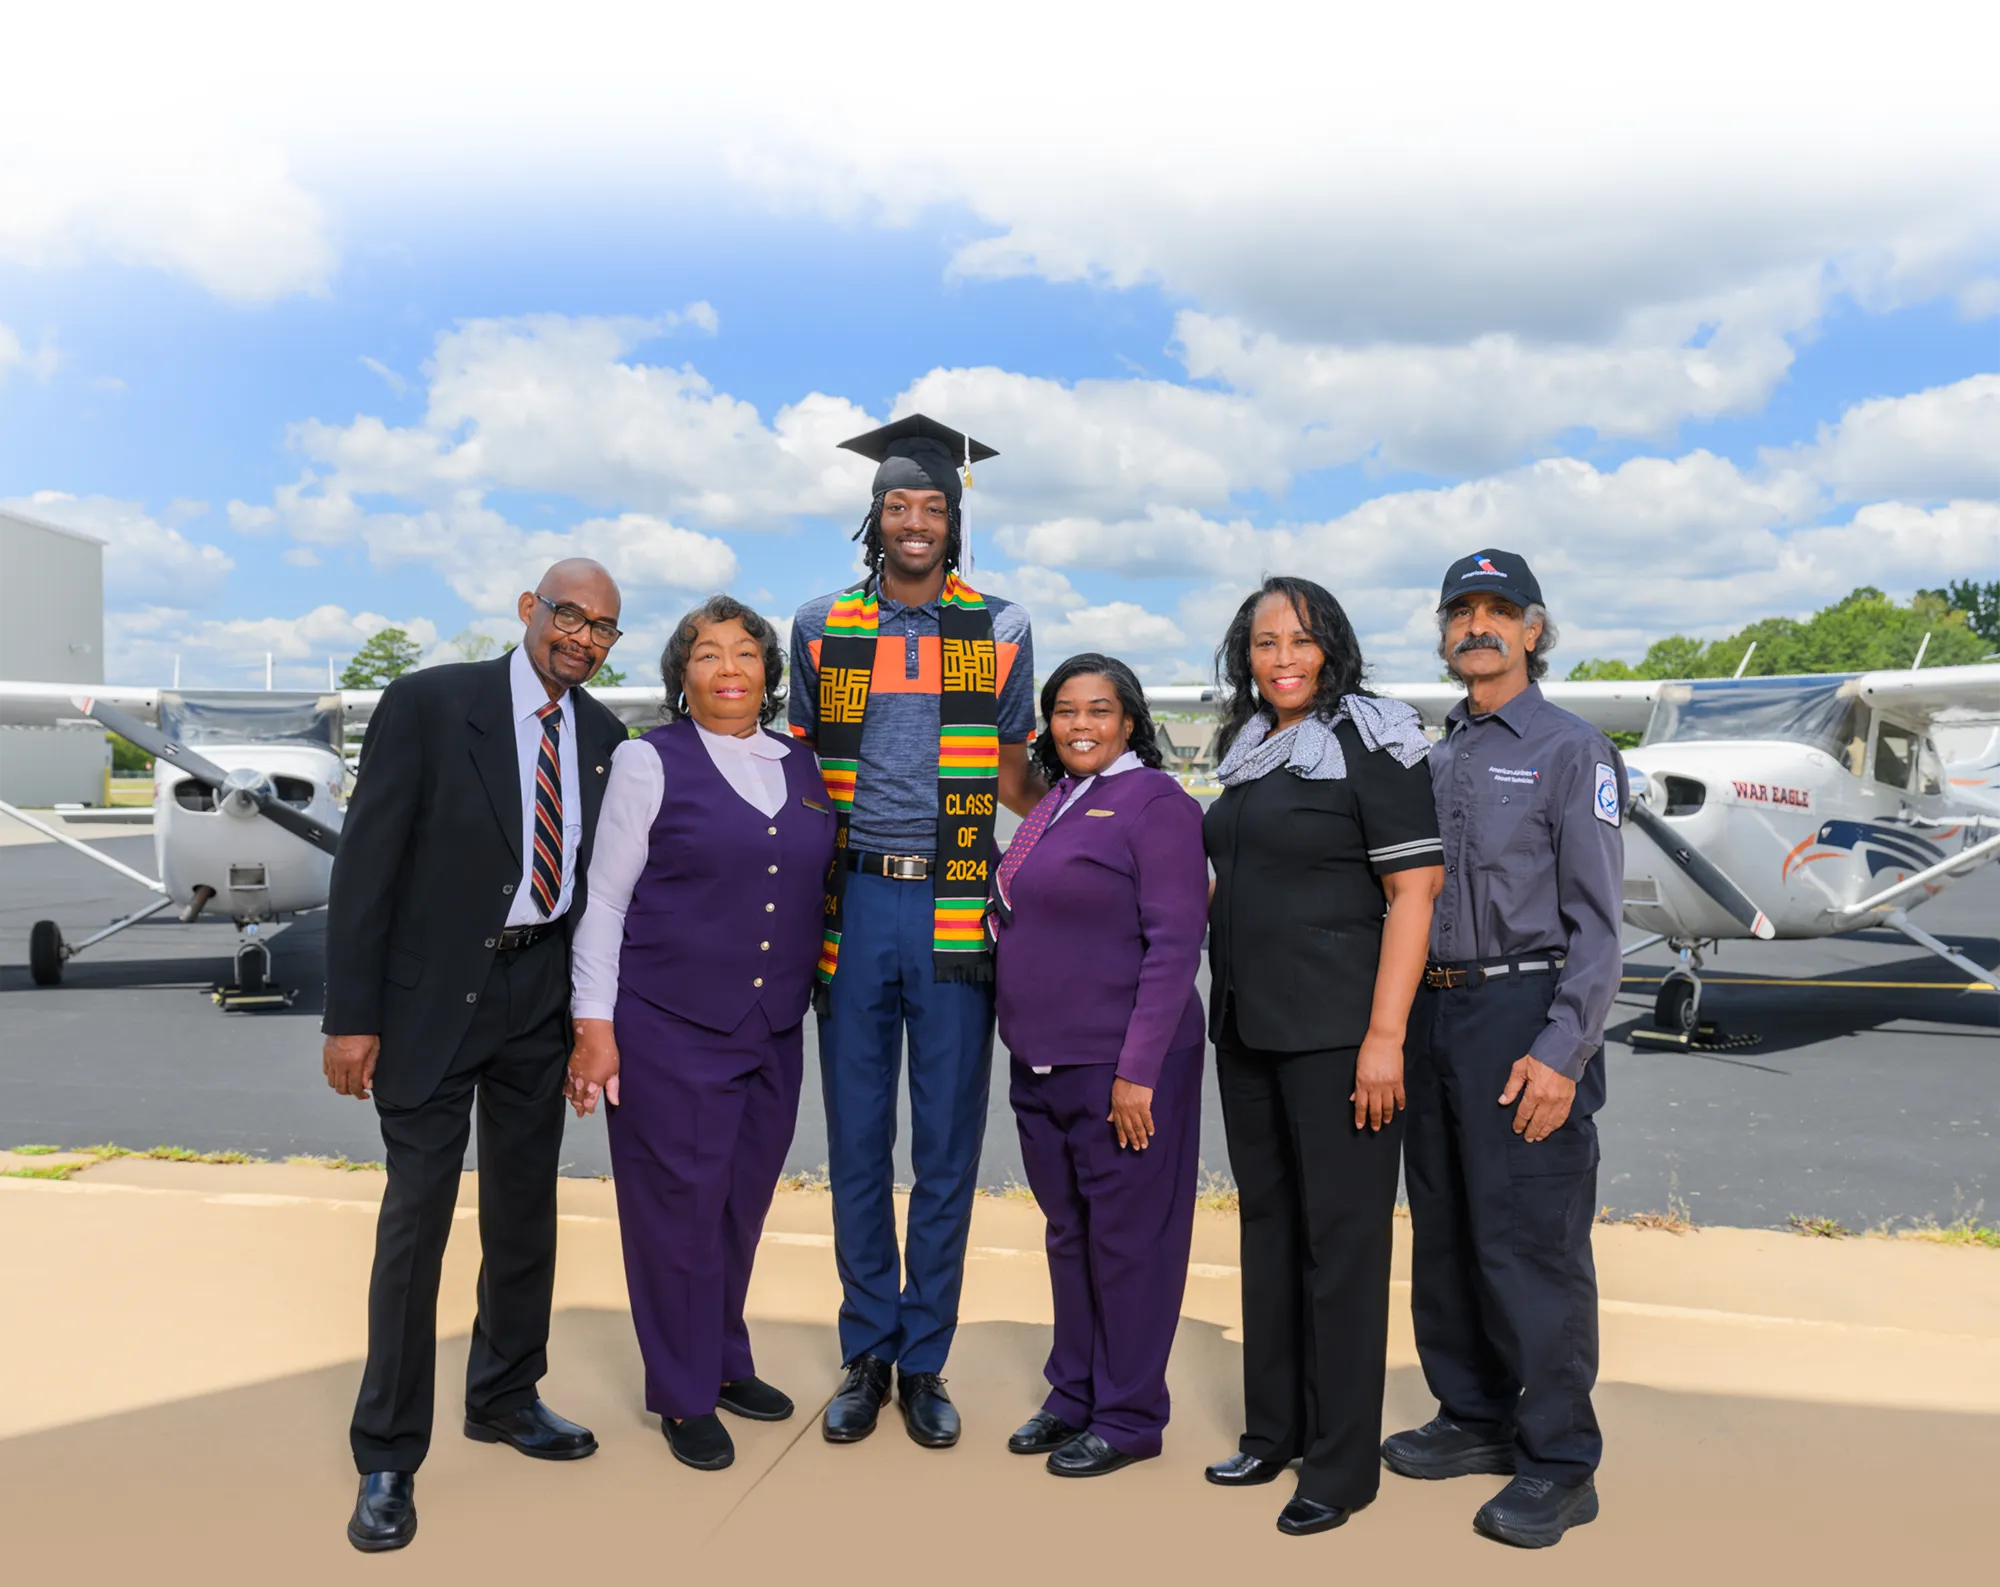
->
<box><xmin>815</xmin><ymin>574</ymin><xmax>1001</xmax><ymax>986</ymax></box>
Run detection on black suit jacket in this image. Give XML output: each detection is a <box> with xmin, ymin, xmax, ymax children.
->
<box><xmin>322</xmin><ymin>656</ymin><xmax>628</xmax><ymax>1108</ymax></box>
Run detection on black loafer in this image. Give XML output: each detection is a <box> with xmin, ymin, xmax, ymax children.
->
<box><xmin>347</xmin><ymin>1472</ymin><xmax>416</xmax><ymax>1553</ymax></box>
<box><xmin>1473</xmin><ymin>1475</ymin><xmax>1599</xmax><ymax>1548</ymax></box>
<box><xmin>1205</xmin><ymin>1450</ymin><xmax>1289</xmax><ymax>1486</ymax></box>
<box><xmin>1276</xmin><ymin>1496</ymin><xmax>1350</xmax><ymax>1536</ymax></box>
<box><xmin>1381</xmin><ymin>1415</ymin><xmax>1515</xmax><ymax>1480</ymax></box>
<box><xmin>823</xmin><ymin>1355</ymin><xmax>892</xmax><ymax>1443</ymax></box>
<box><xmin>717</xmin><ymin>1376</ymin><xmax>795</xmax><ymax>1422</ymax></box>
<box><xmin>1008</xmin><ymin>1410</ymin><xmax>1083</xmax><ymax>1455</ymax></box>
<box><xmin>1047</xmin><ymin>1430</ymin><xmax>1141</xmax><ymax>1478</ymax></box>
<box><xmin>897</xmin><ymin>1370</ymin><xmax>961</xmax><ymax>1449</ymax></box>
<box><xmin>663</xmin><ymin>1412</ymin><xmax>736</xmax><ymax>1471</ymax></box>
<box><xmin>463</xmin><ymin>1399</ymin><xmax>598</xmax><ymax>1461</ymax></box>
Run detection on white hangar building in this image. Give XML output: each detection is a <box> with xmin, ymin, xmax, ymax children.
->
<box><xmin>0</xmin><ymin>508</ymin><xmax>106</xmax><ymax>806</ymax></box>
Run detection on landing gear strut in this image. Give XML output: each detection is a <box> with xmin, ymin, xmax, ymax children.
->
<box><xmin>1634</xmin><ymin>939</ymin><xmax>1760</xmax><ymax>1051</ymax></box>
<box><xmin>26</xmin><ymin>898</ymin><xmax>177</xmax><ymax>987</ymax></box>
<box><xmin>213</xmin><ymin>922</ymin><xmax>292</xmax><ymax>1011</ymax></box>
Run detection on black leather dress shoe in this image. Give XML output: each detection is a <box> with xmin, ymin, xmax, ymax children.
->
<box><xmin>897</xmin><ymin>1370</ymin><xmax>961</xmax><ymax>1448</ymax></box>
<box><xmin>1205</xmin><ymin>1450</ymin><xmax>1289</xmax><ymax>1486</ymax></box>
<box><xmin>1008</xmin><ymin>1409</ymin><xmax>1083</xmax><ymax>1455</ymax></box>
<box><xmin>347</xmin><ymin>1472</ymin><xmax>416</xmax><ymax>1553</ymax></box>
<box><xmin>1381</xmin><ymin>1415</ymin><xmax>1515</xmax><ymax>1480</ymax></box>
<box><xmin>717</xmin><ymin>1376</ymin><xmax>795</xmax><ymax>1422</ymax></box>
<box><xmin>822</xmin><ymin>1355</ymin><xmax>893</xmax><ymax>1443</ymax></box>
<box><xmin>1047</xmin><ymin>1430</ymin><xmax>1142</xmax><ymax>1478</ymax></box>
<box><xmin>1472</xmin><ymin>1474</ymin><xmax>1599</xmax><ymax>1548</ymax></box>
<box><xmin>462</xmin><ymin>1399</ymin><xmax>598</xmax><ymax>1461</ymax></box>
<box><xmin>1276</xmin><ymin>1496</ymin><xmax>1350</xmax><ymax>1536</ymax></box>
<box><xmin>663</xmin><ymin>1412</ymin><xmax>736</xmax><ymax>1471</ymax></box>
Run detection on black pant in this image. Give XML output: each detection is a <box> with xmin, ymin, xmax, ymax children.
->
<box><xmin>1404</xmin><ymin>974</ymin><xmax>1605</xmax><ymax>1484</ymax></box>
<box><xmin>1216</xmin><ymin>1005</ymin><xmax>1404</xmax><ymax>1509</ymax></box>
<box><xmin>350</xmin><ymin>931</ymin><xmax>570</xmax><ymax>1473</ymax></box>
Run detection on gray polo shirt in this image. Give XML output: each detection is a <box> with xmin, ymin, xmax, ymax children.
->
<box><xmin>1428</xmin><ymin>682</ymin><xmax>1626</xmax><ymax>1078</ymax></box>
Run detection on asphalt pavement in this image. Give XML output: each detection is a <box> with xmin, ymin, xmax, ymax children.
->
<box><xmin>2</xmin><ymin>827</ymin><xmax>1994</xmax><ymax>1231</ymax></box>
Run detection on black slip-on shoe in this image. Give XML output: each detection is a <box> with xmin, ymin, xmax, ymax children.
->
<box><xmin>1276</xmin><ymin>1496</ymin><xmax>1350</xmax><ymax>1537</ymax></box>
<box><xmin>663</xmin><ymin>1413</ymin><xmax>736</xmax><ymax>1471</ymax></box>
<box><xmin>1009</xmin><ymin>1410</ymin><xmax>1084</xmax><ymax>1455</ymax></box>
<box><xmin>896</xmin><ymin>1370</ymin><xmax>961</xmax><ymax>1449</ymax></box>
<box><xmin>1381</xmin><ymin>1415</ymin><xmax>1516</xmax><ymax>1480</ymax></box>
<box><xmin>1205</xmin><ymin>1450</ymin><xmax>1290</xmax><ymax>1486</ymax></box>
<box><xmin>1047</xmin><ymin>1431</ymin><xmax>1144</xmax><ymax>1478</ymax></box>
<box><xmin>463</xmin><ymin>1399</ymin><xmax>598</xmax><ymax>1460</ymax></box>
<box><xmin>347</xmin><ymin>1472</ymin><xmax>416</xmax><ymax>1553</ymax></box>
<box><xmin>717</xmin><ymin>1376</ymin><xmax>795</xmax><ymax>1422</ymax></box>
<box><xmin>822</xmin><ymin>1355</ymin><xmax>892</xmax><ymax>1443</ymax></box>
<box><xmin>1473</xmin><ymin>1475</ymin><xmax>1599</xmax><ymax>1548</ymax></box>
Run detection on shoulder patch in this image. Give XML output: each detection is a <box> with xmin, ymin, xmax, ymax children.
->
<box><xmin>1593</xmin><ymin>761</ymin><xmax>1621</xmax><ymax>827</ymax></box>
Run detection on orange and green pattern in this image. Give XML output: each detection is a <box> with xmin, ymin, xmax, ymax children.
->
<box><xmin>932</xmin><ymin>899</ymin><xmax>988</xmax><ymax>955</ymax></box>
<box><xmin>938</xmin><ymin>723</ymin><xmax>999</xmax><ymax>778</ymax></box>
<box><xmin>819</xmin><ymin>757</ymin><xmax>859</xmax><ymax>812</ymax></box>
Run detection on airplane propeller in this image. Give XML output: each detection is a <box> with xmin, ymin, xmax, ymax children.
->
<box><xmin>83</xmin><ymin>697</ymin><xmax>341</xmax><ymax>857</ymax></box>
<box><xmin>1626</xmin><ymin>798</ymin><xmax>1774</xmax><ymax>940</ymax></box>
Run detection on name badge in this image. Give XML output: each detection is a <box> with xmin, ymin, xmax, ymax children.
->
<box><xmin>802</xmin><ymin>798</ymin><xmax>830</xmax><ymax>813</ymax></box>
<box><xmin>1085</xmin><ymin>808</ymin><xmax>1115</xmax><ymax>817</ymax></box>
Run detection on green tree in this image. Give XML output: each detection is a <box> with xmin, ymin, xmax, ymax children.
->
<box><xmin>450</xmin><ymin>629</ymin><xmax>499</xmax><ymax>663</ymax></box>
<box><xmin>589</xmin><ymin>662</ymin><xmax>628</xmax><ymax>686</ymax></box>
<box><xmin>1932</xmin><ymin>580</ymin><xmax>2000</xmax><ymax>651</ymax></box>
<box><xmin>108</xmin><ymin>734</ymin><xmax>152</xmax><ymax>774</ymax></box>
<box><xmin>338</xmin><ymin>628</ymin><xmax>422</xmax><ymax>690</ymax></box>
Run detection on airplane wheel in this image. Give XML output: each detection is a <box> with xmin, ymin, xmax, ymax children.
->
<box><xmin>1654</xmin><ymin>978</ymin><xmax>1698</xmax><ymax>1035</ymax></box>
<box><xmin>29</xmin><ymin>920</ymin><xmax>65</xmax><ymax>987</ymax></box>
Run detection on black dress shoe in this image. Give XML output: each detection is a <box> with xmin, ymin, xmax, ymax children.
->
<box><xmin>896</xmin><ymin>1370</ymin><xmax>961</xmax><ymax>1448</ymax></box>
<box><xmin>1473</xmin><ymin>1474</ymin><xmax>1599</xmax><ymax>1548</ymax></box>
<box><xmin>1276</xmin><ymin>1496</ymin><xmax>1350</xmax><ymax>1536</ymax></box>
<box><xmin>1205</xmin><ymin>1450</ymin><xmax>1289</xmax><ymax>1486</ymax></box>
<box><xmin>462</xmin><ymin>1399</ymin><xmax>598</xmax><ymax>1461</ymax></box>
<box><xmin>717</xmin><ymin>1376</ymin><xmax>795</xmax><ymax>1422</ymax></box>
<box><xmin>822</xmin><ymin>1355</ymin><xmax>893</xmax><ymax>1443</ymax></box>
<box><xmin>1047</xmin><ymin>1430</ymin><xmax>1142</xmax><ymax>1478</ymax></box>
<box><xmin>347</xmin><ymin>1472</ymin><xmax>416</xmax><ymax>1553</ymax></box>
<box><xmin>663</xmin><ymin>1412</ymin><xmax>736</xmax><ymax>1471</ymax></box>
<box><xmin>1008</xmin><ymin>1409</ymin><xmax>1083</xmax><ymax>1455</ymax></box>
<box><xmin>1381</xmin><ymin>1415</ymin><xmax>1516</xmax><ymax>1480</ymax></box>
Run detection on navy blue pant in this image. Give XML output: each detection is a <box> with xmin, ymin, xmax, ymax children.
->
<box><xmin>1404</xmin><ymin>974</ymin><xmax>1606</xmax><ymax>1483</ymax></box>
<box><xmin>817</xmin><ymin>871</ymin><xmax>995</xmax><ymax>1374</ymax></box>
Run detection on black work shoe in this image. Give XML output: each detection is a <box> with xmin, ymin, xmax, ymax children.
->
<box><xmin>1009</xmin><ymin>1409</ymin><xmax>1084</xmax><ymax>1455</ymax></box>
<box><xmin>897</xmin><ymin>1370</ymin><xmax>961</xmax><ymax>1448</ymax></box>
<box><xmin>1046</xmin><ymin>1430</ymin><xmax>1141</xmax><ymax>1478</ymax></box>
<box><xmin>1381</xmin><ymin>1415</ymin><xmax>1516</xmax><ymax>1480</ymax></box>
<box><xmin>822</xmin><ymin>1355</ymin><xmax>892</xmax><ymax>1443</ymax></box>
<box><xmin>1276</xmin><ymin>1496</ymin><xmax>1350</xmax><ymax>1536</ymax></box>
<box><xmin>717</xmin><ymin>1376</ymin><xmax>795</xmax><ymax>1422</ymax></box>
<box><xmin>463</xmin><ymin>1399</ymin><xmax>598</xmax><ymax>1461</ymax></box>
<box><xmin>1473</xmin><ymin>1474</ymin><xmax>1599</xmax><ymax>1548</ymax></box>
<box><xmin>347</xmin><ymin>1472</ymin><xmax>416</xmax><ymax>1553</ymax></box>
<box><xmin>663</xmin><ymin>1413</ymin><xmax>736</xmax><ymax>1471</ymax></box>
<box><xmin>1205</xmin><ymin>1450</ymin><xmax>1290</xmax><ymax>1486</ymax></box>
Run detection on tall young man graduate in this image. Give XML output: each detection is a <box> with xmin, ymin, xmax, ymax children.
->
<box><xmin>790</xmin><ymin>415</ymin><xmax>1044</xmax><ymax>1448</ymax></box>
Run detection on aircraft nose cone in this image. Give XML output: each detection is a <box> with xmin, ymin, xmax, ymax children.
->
<box><xmin>219</xmin><ymin>766</ymin><xmax>270</xmax><ymax>815</ymax></box>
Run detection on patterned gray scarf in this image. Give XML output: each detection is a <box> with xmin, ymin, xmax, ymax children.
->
<box><xmin>1214</xmin><ymin>694</ymin><xmax>1431</xmax><ymax>785</ymax></box>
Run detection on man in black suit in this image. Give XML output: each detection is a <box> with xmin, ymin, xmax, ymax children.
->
<box><xmin>322</xmin><ymin>558</ymin><xmax>629</xmax><ymax>1553</ymax></box>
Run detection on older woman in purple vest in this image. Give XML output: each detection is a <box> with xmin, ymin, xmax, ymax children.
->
<box><xmin>567</xmin><ymin>595</ymin><xmax>836</xmax><ymax>1473</ymax></box>
<box><xmin>990</xmin><ymin>652</ymin><xmax>1209</xmax><ymax>1478</ymax></box>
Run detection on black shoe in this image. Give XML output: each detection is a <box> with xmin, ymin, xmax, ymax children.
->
<box><xmin>1046</xmin><ymin>1430</ymin><xmax>1142</xmax><ymax>1478</ymax></box>
<box><xmin>1276</xmin><ymin>1496</ymin><xmax>1350</xmax><ymax>1537</ymax></box>
<box><xmin>462</xmin><ymin>1399</ymin><xmax>598</xmax><ymax>1461</ymax></box>
<box><xmin>822</xmin><ymin>1355</ymin><xmax>892</xmax><ymax>1443</ymax></box>
<box><xmin>1381</xmin><ymin>1415</ymin><xmax>1516</xmax><ymax>1480</ymax></box>
<box><xmin>1205</xmin><ymin>1450</ymin><xmax>1289</xmax><ymax>1486</ymax></box>
<box><xmin>717</xmin><ymin>1376</ymin><xmax>795</xmax><ymax>1422</ymax></box>
<box><xmin>897</xmin><ymin>1370</ymin><xmax>961</xmax><ymax>1448</ymax></box>
<box><xmin>347</xmin><ymin>1472</ymin><xmax>416</xmax><ymax>1553</ymax></box>
<box><xmin>663</xmin><ymin>1413</ymin><xmax>736</xmax><ymax>1471</ymax></box>
<box><xmin>1009</xmin><ymin>1409</ymin><xmax>1084</xmax><ymax>1455</ymax></box>
<box><xmin>1473</xmin><ymin>1475</ymin><xmax>1599</xmax><ymax>1548</ymax></box>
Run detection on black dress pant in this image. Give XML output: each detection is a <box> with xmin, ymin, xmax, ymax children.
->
<box><xmin>1216</xmin><ymin>1005</ymin><xmax>1404</xmax><ymax>1509</ymax></box>
<box><xmin>350</xmin><ymin>931</ymin><xmax>570</xmax><ymax>1473</ymax></box>
<box><xmin>1404</xmin><ymin>973</ymin><xmax>1605</xmax><ymax>1484</ymax></box>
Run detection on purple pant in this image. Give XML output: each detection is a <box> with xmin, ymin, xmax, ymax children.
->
<box><xmin>1009</xmin><ymin>1045</ymin><xmax>1203</xmax><ymax>1458</ymax></box>
<box><xmin>608</xmin><ymin>995</ymin><xmax>802</xmax><ymax>1419</ymax></box>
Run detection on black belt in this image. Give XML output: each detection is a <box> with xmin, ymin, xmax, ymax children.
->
<box><xmin>843</xmin><ymin>850</ymin><xmax>935</xmax><ymax>881</ymax></box>
<box><xmin>495</xmin><ymin>920</ymin><xmax>562</xmax><ymax>952</ymax></box>
<box><xmin>1423</xmin><ymin>954</ymin><xmax>1565</xmax><ymax>990</ymax></box>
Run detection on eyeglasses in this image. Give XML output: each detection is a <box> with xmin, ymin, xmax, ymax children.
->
<box><xmin>536</xmin><ymin>595</ymin><xmax>622</xmax><ymax>646</ymax></box>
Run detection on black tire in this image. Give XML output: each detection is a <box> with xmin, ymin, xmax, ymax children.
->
<box><xmin>29</xmin><ymin>920</ymin><xmax>65</xmax><ymax>987</ymax></box>
<box><xmin>1654</xmin><ymin>978</ymin><xmax>1698</xmax><ymax>1034</ymax></box>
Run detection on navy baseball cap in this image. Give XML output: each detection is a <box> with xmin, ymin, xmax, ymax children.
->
<box><xmin>1438</xmin><ymin>548</ymin><xmax>1543</xmax><ymax>611</ymax></box>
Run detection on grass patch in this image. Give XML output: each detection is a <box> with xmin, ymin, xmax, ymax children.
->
<box><xmin>1195</xmin><ymin>1166</ymin><xmax>1240</xmax><ymax>1215</ymax></box>
<box><xmin>1599</xmin><ymin>1193</ymin><xmax>1698</xmax><ymax>1235</ymax></box>
<box><xmin>284</xmin><ymin>1154</ymin><xmax>386</xmax><ymax>1173</ymax></box>
<box><xmin>1787</xmin><ymin>1214</ymin><xmax>1854</xmax><ymax>1240</ymax></box>
<box><xmin>1900</xmin><ymin>1216</ymin><xmax>2000</xmax><ymax>1250</ymax></box>
<box><xmin>77</xmin><ymin>1143</ymin><xmax>262</xmax><ymax>1166</ymax></box>
<box><xmin>9</xmin><ymin>1144</ymin><xmax>61</xmax><ymax>1156</ymax></box>
<box><xmin>1</xmin><ymin>1163</ymin><xmax>84</xmax><ymax>1181</ymax></box>
<box><xmin>978</xmin><ymin>1177</ymin><xmax>1038</xmax><ymax>1203</ymax></box>
<box><xmin>776</xmin><ymin>1164</ymin><xmax>831</xmax><ymax>1192</ymax></box>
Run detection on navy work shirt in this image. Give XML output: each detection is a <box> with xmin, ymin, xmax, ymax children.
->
<box><xmin>1428</xmin><ymin>682</ymin><xmax>1626</xmax><ymax>1079</ymax></box>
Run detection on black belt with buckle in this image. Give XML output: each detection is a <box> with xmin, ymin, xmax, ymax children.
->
<box><xmin>496</xmin><ymin>921</ymin><xmax>561</xmax><ymax>952</ymax></box>
<box><xmin>1423</xmin><ymin>954</ymin><xmax>1565</xmax><ymax>991</ymax></box>
<box><xmin>844</xmin><ymin>850</ymin><xmax>934</xmax><ymax>881</ymax></box>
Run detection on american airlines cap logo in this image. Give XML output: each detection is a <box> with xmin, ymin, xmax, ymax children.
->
<box><xmin>1460</xmin><ymin>556</ymin><xmax>1502</xmax><ymax>580</ymax></box>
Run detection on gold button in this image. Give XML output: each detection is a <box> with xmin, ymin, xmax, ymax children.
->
<box><xmin>765</xmin><ymin>902</ymin><xmax>775</xmax><ymax>912</ymax></box>
<box><xmin>767</xmin><ymin>826</ymin><xmax>777</xmax><ymax>835</ymax></box>
<box><xmin>768</xmin><ymin>864</ymin><xmax>778</xmax><ymax>874</ymax></box>
<box><xmin>753</xmin><ymin>977</ymin><xmax>763</xmax><ymax>988</ymax></box>
<box><xmin>760</xmin><ymin>941</ymin><xmax>770</xmax><ymax>951</ymax></box>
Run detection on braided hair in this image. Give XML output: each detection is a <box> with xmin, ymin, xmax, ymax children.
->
<box><xmin>854</xmin><ymin>492</ymin><xmax>964</xmax><ymax>576</ymax></box>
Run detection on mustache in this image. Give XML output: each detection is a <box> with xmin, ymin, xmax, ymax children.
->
<box><xmin>1452</xmin><ymin>632</ymin><xmax>1507</xmax><ymax>658</ymax></box>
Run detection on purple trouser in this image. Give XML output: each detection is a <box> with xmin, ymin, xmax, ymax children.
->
<box><xmin>608</xmin><ymin>995</ymin><xmax>802</xmax><ymax>1419</ymax></box>
<box><xmin>1009</xmin><ymin>1044</ymin><xmax>1203</xmax><ymax>1458</ymax></box>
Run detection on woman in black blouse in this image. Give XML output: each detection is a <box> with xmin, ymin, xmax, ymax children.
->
<box><xmin>1200</xmin><ymin>576</ymin><xmax>1444</xmax><ymax>1537</ymax></box>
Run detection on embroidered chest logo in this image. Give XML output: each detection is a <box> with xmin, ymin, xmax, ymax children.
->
<box><xmin>940</xmin><ymin>637</ymin><xmax>996</xmax><ymax>694</ymax></box>
<box><xmin>1489</xmin><ymin>765</ymin><xmax>1539</xmax><ymax>786</ymax></box>
<box><xmin>820</xmin><ymin>666</ymin><xmax>871</xmax><ymax>725</ymax></box>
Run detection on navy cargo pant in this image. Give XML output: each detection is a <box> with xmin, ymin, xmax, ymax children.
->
<box><xmin>1404</xmin><ymin>971</ymin><xmax>1605</xmax><ymax>1483</ymax></box>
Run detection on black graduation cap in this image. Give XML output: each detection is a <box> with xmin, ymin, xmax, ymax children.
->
<box><xmin>839</xmin><ymin>414</ymin><xmax>998</xmax><ymax>507</ymax></box>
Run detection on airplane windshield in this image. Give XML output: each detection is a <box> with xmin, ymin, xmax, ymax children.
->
<box><xmin>1641</xmin><ymin>675</ymin><xmax>1860</xmax><ymax>755</ymax></box>
<box><xmin>158</xmin><ymin>691</ymin><xmax>342</xmax><ymax>751</ymax></box>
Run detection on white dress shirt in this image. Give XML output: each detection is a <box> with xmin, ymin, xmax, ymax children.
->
<box><xmin>571</xmin><ymin>722</ymin><xmax>793</xmax><ymax>1021</ymax></box>
<box><xmin>506</xmin><ymin>642</ymin><xmax>583</xmax><ymax>926</ymax></box>
<box><xmin>1030</xmin><ymin>749</ymin><xmax>1143</xmax><ymax>1072</ymax></box>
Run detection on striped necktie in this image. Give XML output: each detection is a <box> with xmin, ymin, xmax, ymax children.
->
<box><xmin>531</xmin><ymin>700</ymin><xmax>564</xmax><ymax>917</ymax></box>
<box><xmin>990</xmin><ymin>777</ymin><xmax>1072</xmax><ymax>925</ymax></box>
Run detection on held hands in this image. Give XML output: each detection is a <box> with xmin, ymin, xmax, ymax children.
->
<box><xmin>1351</xmin><ymin>1032</ymin><xmax>1406</xmax><ymax>1131</ymax></box>
<box><xmin>322</xmin><ymin>1035</ymin><xmax>380</xmax><ymax>1100</ymax></box>
<box><xmin>567</xmin><ymin>1020</ymin><xmax>620</xmax><ymax>1117</ymax></box>
<box><xmin>1500</xmin><ymin>1055</ymin><xmax>1576</xmax><ymax>1142</ymax></box>
<box><xmin>1107</xmin><ymin>1078</ymin><xmax>1155</xmax><ymax>1151</ymax></box>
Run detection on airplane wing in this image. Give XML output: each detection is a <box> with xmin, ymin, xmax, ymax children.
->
<box><xmin>588</xmin><ymin>685</ymin><xmax>670</xmax><ymax>729</ymax></box>
<box><xmin>1854</xmin><ymin>663</ymin><xmax>2000</xmax><ymax>728</ymax></box>
<box><xmin>0</xmin><ymin>681</ymin><xmax>160</xmax><ymax>730</ymax></box>
<box><xmin>339</xmin><ymin>689</ymin><xmax>382</xmax><ymax>731</ymax></box>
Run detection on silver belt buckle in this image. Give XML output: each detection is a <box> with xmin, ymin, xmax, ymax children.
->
<box><xmin>884</xmin><ymin>853</ymin><xmax>928</xmax><ymax>880</ymax></box>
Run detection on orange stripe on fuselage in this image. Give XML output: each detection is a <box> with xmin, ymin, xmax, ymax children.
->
<box><xmin>807</xmin><ymin>636</ymin><xmax>1020</xmax><ymax>696</ymax></box>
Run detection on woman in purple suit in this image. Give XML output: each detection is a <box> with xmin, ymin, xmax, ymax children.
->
<box><xmin>990</xmin><ymin>653</ymin><xmax>1210</xmax><ymax>1478</ymax></box>
<box><xmin>567</xmin><ymin>595</ymin><xmax>837</xmax><ymax>1472</ymax></box>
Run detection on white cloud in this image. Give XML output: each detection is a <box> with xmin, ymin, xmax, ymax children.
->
<box><xmin>107</xmin><ymin>604</ymin><xmax>440</xmax><ymax>690</ymax></box>
<box><xmin>0</xmin><ymin>324</ymin><xmax>60</xmax><ymax>384</ymax></box>
<box><xmin>2</xmin><ymin>491</ymin><xmax>233</xmax><ymax>607</ymax></box>
<box><xmin>1786</xmin><ymin>374</ymin><xmax>2000</xmax><ymax>503</ymax></box>
<box><xmin>359</xmin><ymin>356</ymin><xmax>408</xmax><ymax>396</ymax></box>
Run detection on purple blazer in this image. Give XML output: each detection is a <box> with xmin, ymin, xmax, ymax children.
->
<box><xmin>992</xmin><ymin>767</ymin><xmax>1207</xmax><ymax>1088</ymax></box>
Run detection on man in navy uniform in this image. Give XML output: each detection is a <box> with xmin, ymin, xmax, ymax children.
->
<box><xmin>1382</xmin><ymin>549</ymin><xmax>1623</xmax><ymax>1549</ymax></box>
